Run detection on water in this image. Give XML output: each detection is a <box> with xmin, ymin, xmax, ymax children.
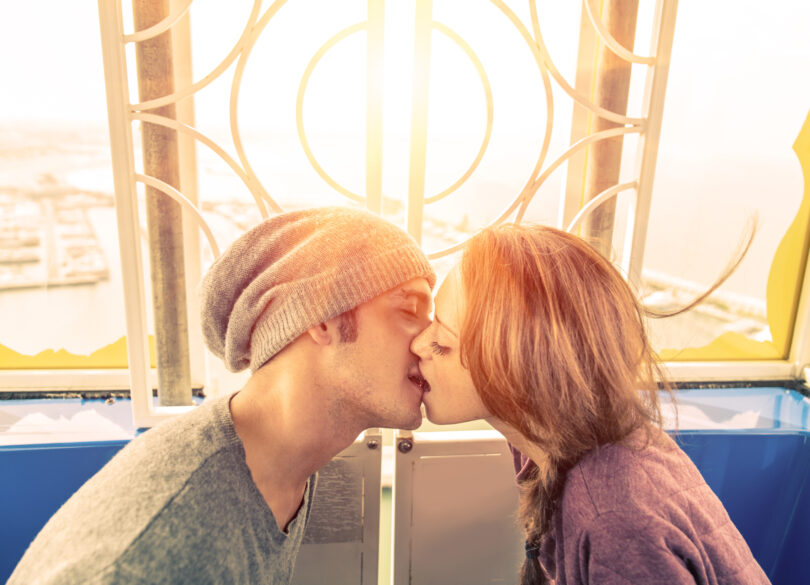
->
<box><xmin>0</xmin><ymin>123</ymin><xmax>790</xmax><ymax>360</ymax></box>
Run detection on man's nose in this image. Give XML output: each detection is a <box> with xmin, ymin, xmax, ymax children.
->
<box><xmin>406</xmin><ymin>312</ymin><xmax>431</xmax><ymax>336</ymax></box>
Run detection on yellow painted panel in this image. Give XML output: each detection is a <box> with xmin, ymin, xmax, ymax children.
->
<box><xmin>0</xmin><ymin>336</ymin><xmax>156</xmax><ymax>370</ymax></box>
<box><xmin>663</xmin><ymin>110</ymin><xmax>810</xmax><ymax>361</ymax></box>
<box><xmin>658</xmin><ymin>332</ymin><xmax>781</xmax><ymax>361</ymax></box>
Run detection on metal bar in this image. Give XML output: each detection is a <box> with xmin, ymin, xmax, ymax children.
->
<box><xmin>527</xmin><ymin>0</ymin><xmax>644</xmax><ymax>128</ymax></box>
<box><xmin>97</xmin><ymin>0</ymin><xmax>153</xmax><ymax>423</ymax></box>
<box><xmin>622</xmin><ymin>0</ymin><xmax>679</xmax><ymax>285</ymax></box>
<box><xmin>133</xmin><ymin>0</ymin><xmax>192</xmax><ymax>407</ymax></box>
<box><xmin>295</xmin><ymin>24</ymin><xmax>368</xmax><ymax>206</ymax></box>
<box><xmin>391</xmin><ymin>428</ymin><xmax>412</xmax><ymax>585</ymax></box>
<box><xmin>662</xmin><ymin>361</ymin><xmax>796</xmax><ymax>383</ymax></box>
<box><xmin>407</xmin><ymin>0</ymin><xmax>433</xmax><ymax>244</ymax></box>
<box><xmin>434</xmin><ymin>126</ymin><xmax>642</xmax><ymax>259</ymax></box>
<box><xmin>366</xmin><ymin>0</ymin><xmax>385</xmax><ymax>214</ymax></box>
<box><xmin>559</xmin><ymin>3</ymin><xmax>599</xmax><ymax>231</ymax></box>
<box><xmin>130</xmin><ymin>0</ymin><xmax>264</xmax><ymax>113</ymax></box>
<box><xmin>171</xmin><ymin>1</ymin><xmax>206</xmax><ymax>392</ymax></box>
<box><xmin>583</xmin><ymin>0</ymin><xmax>654</xmax><ymax>64</ymax></box>
<box><xmin>132</xmin><ymin>175</ymin><xmax>220</xmax><ymax>260</ymax></box>
<box><xmin>581</xmin><ymin>0</ymin><xmax>639</xmax><ymax>258</ymax></box>
<box><xmin>0</xmin><ymin>370</ymin><xmax>139</xmax><ymax>392</ymax></box>
<box><xmin>122</xmin><ymin>0</ymin><xmax>193</xmax><ymax>43</ymax></box>
<box><xmin>361</xmin><ymin>429</ymin><xmax>383</xmax><ymax>585</ymax></box>
<box><xmin>566</xmin><ymin>181</ymin><xmax>637</xmax><ymax>234</ymax></box>
<box><xmin>0</xmin><ymin>359</ymin><xmax>798</xmax><ymax>391</ymax></box>
<box><xmin>132</xmin><ymin>112</ymin><xmax>274</xmax><ymax>217</ymax></box>
<box><xmin>787</xmin><ymin>218</ymin><xmax>810</xmax><ymax>374</ymax></box>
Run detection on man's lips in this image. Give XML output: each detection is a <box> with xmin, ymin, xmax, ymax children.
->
<box><xmin>408</xmin><ymin>368</ymin><xmax>431</xmax><ymax>393</ymax></box>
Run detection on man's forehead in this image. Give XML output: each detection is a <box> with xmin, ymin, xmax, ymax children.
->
<box><xmin>389</xmin><ymin>277</ymin><xmax>431</xmax><ymax>298</ymax></box>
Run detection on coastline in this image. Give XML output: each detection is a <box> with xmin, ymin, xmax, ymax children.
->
<box><xmin>0</xmin><ymin>124</ymin><xmax>776</xmax><ymax>360</ymax></box>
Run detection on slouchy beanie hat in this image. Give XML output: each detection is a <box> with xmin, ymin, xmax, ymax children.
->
<box><xmin>200</xmin><ymin>206</ymin><xmax>436</xmax><ymax>372</ymax></box>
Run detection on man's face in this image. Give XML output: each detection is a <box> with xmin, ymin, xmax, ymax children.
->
<box><xmin>328</xmin><ymin>277</ymin><xmax>433</xmax><ymax>430</ymax></box>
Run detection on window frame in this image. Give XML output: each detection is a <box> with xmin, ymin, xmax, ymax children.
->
<box><xmin>3</xmin><ymin>0</ymin><xmax>808</xmax><ymax>429</ymax></box>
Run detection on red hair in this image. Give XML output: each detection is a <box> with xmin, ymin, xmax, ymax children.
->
<box><xmin>459</xmin><ymin>224</ymin><xmax>668</xmax><ymax>581</ymax></box>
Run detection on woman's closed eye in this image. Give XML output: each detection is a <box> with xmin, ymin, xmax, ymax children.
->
<box><xmin>430</xmin><ymin>341</ymin><xmax>451</xmax><ymax>356</ymax></box>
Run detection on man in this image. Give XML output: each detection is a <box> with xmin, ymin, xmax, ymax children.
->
<box><xmin>9</xmin><ymin>206</ymin><xmax>435</xmax><ymax>585</ymax></box>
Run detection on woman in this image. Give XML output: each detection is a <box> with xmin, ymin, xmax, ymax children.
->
<box><xmin>411</xmin><ymin>224</ymin><xmax>769</xmax><ymax>585</ymax></box>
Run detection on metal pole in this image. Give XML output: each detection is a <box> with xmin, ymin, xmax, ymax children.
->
<box><xmin>171</xmin><ymin>0</ymin><xmax>205</xmax><ymax>393</ymax></box>
<box><xmin>98</xmin><ymin>0</ymin><xmax>154</xmax><ymax>424</ymax></box>
<box><xmin>366</xmin><ymin>0</ymin><xmax>384</xmax><ymax>215</ymax></box>
<box><xmin>133</xmin><ymin>0</ymin><xmax>192</xmax><ymax>406</ymax></box>
<box><xmin>407</xmin><ymin>0</ymin><xmax>433</xmax><ymax>244</ymax></box>
<box><xmin>582</xmin><ymin>0</ymin><xmax>639</xmax><ymax>258</ymax></box>
<box><xmin>623</xmin><ymin>0</ymin><xmax>678</xmax><ymax>285</ymax></box>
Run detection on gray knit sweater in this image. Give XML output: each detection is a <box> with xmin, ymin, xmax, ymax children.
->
<box><xmin>7</xmin><ymin>395</ymin><xmax>316</xmax><ymax>585</ymax></box>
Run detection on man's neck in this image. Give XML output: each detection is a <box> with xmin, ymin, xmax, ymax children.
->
<box><xmin>229</xmin><ymin>362</ymin><xmax>362</xmax><ymax>531</ymax></box>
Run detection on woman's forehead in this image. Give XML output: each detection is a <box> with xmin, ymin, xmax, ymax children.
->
<box><xmin>435</xmin><ymin>266</ymin><xmax>464</xmax><ymax>332</ymax></box>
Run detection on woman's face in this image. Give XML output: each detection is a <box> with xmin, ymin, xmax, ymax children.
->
<box><xmin>411</xmin><ymin>265</ymin><xmax>491</xmax><ymax>424</ymax></box>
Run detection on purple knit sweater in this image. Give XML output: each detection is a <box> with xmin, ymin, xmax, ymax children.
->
<box><xmin>511</xmin><ymin>431</ymin><xmax>771</xmax><ymax>584</ymax></box>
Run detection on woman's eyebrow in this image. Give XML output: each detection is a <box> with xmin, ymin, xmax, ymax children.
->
<box><xmin>434</xmin><ymin>314</ymin><xmax>458</xmax><ymax>337</ymax></box>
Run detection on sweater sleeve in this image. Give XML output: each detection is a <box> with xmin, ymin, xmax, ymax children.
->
<box><xmin>574</xmin><ymin>512</ymin><xmax>703</xmax><ymax>585</ymax></box>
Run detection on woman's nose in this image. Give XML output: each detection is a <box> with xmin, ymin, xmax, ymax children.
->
<box><xmin>410</xmin><ymin>324</ymin><xmax>431</xmax><ymax>358</ymax></box>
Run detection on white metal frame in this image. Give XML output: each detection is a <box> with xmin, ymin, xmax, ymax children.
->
<box><xmin>0</xmin><ymin>371</ymin><xmax>145</xmax><ymax>393</ymax></box>
<box><xmin>96</xmin><ymin>0</ymin><xmax>197</xmax><ymax>425</ymax></box>
<box><xmin>391</xmin><ymin>429</ymin><xmax>523</xmax><ymax>585</ymax></box>
<box><xmin>4</xmin><ymin>0</ymin><xmax>809</xmax><ymax>418</ymax></box>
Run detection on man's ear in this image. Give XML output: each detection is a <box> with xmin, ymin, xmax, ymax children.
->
<box><xmin>306</xmin><ymin>321</ymin><xmax>334</xmax><ymax>345</ymax></box>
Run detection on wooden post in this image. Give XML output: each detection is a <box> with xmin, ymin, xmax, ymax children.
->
<box><xmin>133</xmin><ymin>0</ymin><xmax>192</xmax><ymax>406</ymax></box>
<box><xmin>582</xmin><ymin>0</ymin><xmax>639</xmax><ymax>258</ymax></box>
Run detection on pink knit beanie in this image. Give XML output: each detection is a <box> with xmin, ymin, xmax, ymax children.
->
<box><xmin>200</xmin><ymin>206</ymin><xmax>436</xmax><ymax>372</ymax></box>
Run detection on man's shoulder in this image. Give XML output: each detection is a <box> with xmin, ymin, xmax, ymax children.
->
<box><xmin>74</xmin><ymin>394</ymin><xmax>242</xmax><ymax>509</ymax></box>
<box><xmin>7</xmin><ymin>395</ymin><xmax>251</xmax><ymax>585</ymax></box>
<box><xmin>135</xmin><ymin>393</ymin><xmax>239</xmax><ymax>451</ymax></box>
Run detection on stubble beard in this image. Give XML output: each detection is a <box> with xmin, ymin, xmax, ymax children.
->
<box><xmin>338</xmin><ymin>381</ymin><xmax>423</xmax><ymax>431</ymax></box>
<box><xmin>327</xmin><ymin>347</ymin><xmax>423</xmax><ymax>430</ymax></box>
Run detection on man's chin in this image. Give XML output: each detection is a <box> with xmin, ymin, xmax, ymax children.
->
<box><xmin>372</xmin><ymin>408</ymin><xmax>423</xmax><ymax>431</ymax></box>
<box><xmin>396</xmin><ymin>411</ymin><xmax>424</xmax><ymax>431</ymax></box>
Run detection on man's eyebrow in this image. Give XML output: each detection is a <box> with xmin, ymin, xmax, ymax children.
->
<box><xmin>393</xmin><ymin>288</ymin><xmax>431</xmax><ymax>308</ymax></box>
<box><xmin>434</xmin><ymin>314</ymin><xmax>458</xmax><ymax>337</ymax></box>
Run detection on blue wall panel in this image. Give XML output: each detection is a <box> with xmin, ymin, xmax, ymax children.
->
<box><xmin>1</xmin><ymin>388</ymin><xmax>808</xmax><ymax>583</ymax></box>
<box><xmin>674</xmin><ymin>432</ymin><xmax>810</xmax><ymax>583</ymax></box>
<box><xmin>0</xmin><ymin>441</ymin><xmax>128</xmax><ymax>582</ymax></box>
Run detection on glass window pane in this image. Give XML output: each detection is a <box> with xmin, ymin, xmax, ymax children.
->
<box><xmin>0</xmin><ymin>1</ymin><xmax>129</xmax><ymax>369</ymax></box>
<box><xmin>643</xmin><ymin>1</ymin><xmax>810</xmax><ymax>360</ymax></box>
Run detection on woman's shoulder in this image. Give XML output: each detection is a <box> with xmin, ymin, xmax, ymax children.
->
<box><xmin>563</xmin><ymin>428</ymin><xmax>705</xmax><ymax>520</ymax></box>
<box><xmin>558</xmin><ymin>432</ymin><xmax>770</xmax><ymax>585</ymax></box>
